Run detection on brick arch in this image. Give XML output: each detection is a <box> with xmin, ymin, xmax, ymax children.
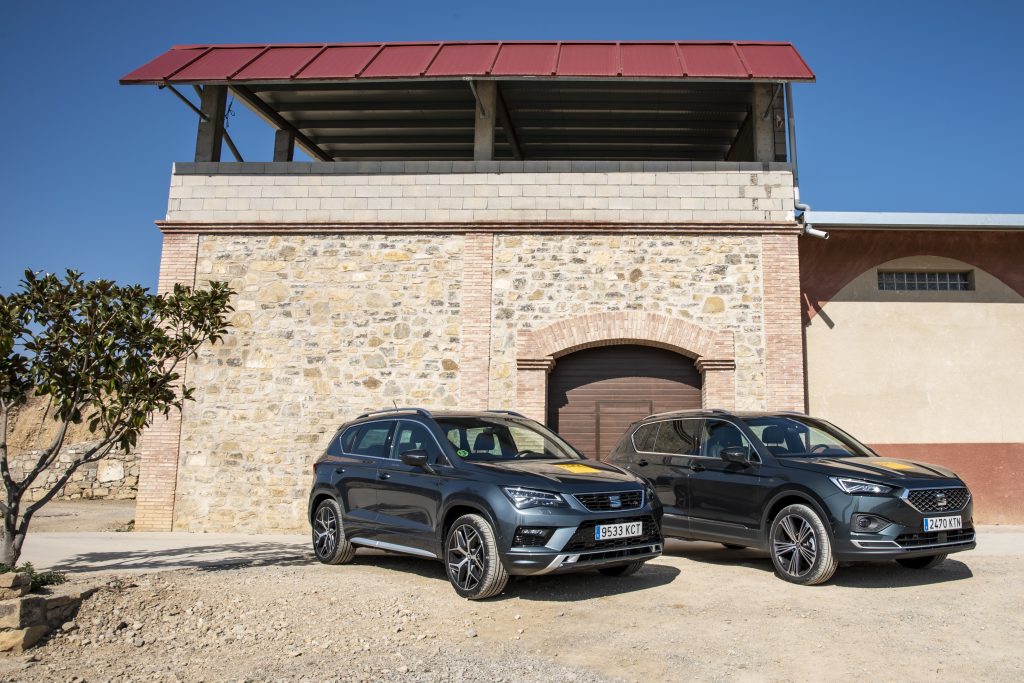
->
<box><xmin>515</xmin><ymin>311</ymin><xmax>736</xmax><ymax>422</ymax></box>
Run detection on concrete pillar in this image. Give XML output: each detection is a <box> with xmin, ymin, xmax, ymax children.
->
<box><xmin>752</xmin><ymin>83</ymin><xmax>776</xmax><ymax>163</ymax></box>
<box><xmin>273</xmin><ymin>129</ymin><xmax>295</xmax><ymax>162</ymax></box>
<box><xmin>473</xmin><ymin>81</ymin><xmax>497</xmax><ymax>161</ymax></box>
<box><xmin>194</xmin><ymin>85</ymin><xmax>226</xmax><ymax>163</ymax></box>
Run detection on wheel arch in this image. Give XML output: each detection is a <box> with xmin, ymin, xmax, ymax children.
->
<box><xmin>761</xmin><ymin>487</ymin><xmax>836</xmax><ymax>545</ymax></box>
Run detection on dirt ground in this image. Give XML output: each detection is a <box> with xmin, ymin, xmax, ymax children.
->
<box><xmin>30</xmin><ymin>500</ymin><xmax>136</xmax><ymax>533</ymax></box>
<box><xmin>2</xmin><ymin>533</ymin><xmax>1022</xmax><ymax>682</ymax></box>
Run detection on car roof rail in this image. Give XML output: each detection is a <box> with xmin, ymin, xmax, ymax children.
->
<box><xmin>486</xmin><ymin>410</ymin><xmax>527</xmax><ymax>418</ymax></box>
<box><xmin>356</xmin><ymin>407</ymin><xmax>434</xmax><ymax>420</ymax></box>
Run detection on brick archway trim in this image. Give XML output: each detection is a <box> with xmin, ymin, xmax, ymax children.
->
<box><xmin>515</xmin><ymin>311</ymin><xmax>736</xmax><ymax>422</ymax></box>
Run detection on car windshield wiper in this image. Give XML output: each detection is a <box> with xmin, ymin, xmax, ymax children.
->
<box><xmin>513</xmin><ymin>450</ymin><xmax>555</xmax><ymax>459</ymax></box>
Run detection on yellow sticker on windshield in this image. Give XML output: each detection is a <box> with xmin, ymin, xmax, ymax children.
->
<box><xmin>874</xmin><ymin>461</ymin><xmax>916</xmax><ymax>471</ymax></box>
<box><xmin>555</xmin><ymin>463</ymin><xmax>601</xmax><ymax>474</ymax></box>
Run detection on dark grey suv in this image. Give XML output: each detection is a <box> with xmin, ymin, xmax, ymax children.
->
<box><xmin>607</xmin><ymin>409</ymin><xmax>975</xmax><ymax>585</ymax></box>
<box><xmin>308</xmin><ymin>408</ymin><xmax>663</xmax><ymax>599</ymax></box>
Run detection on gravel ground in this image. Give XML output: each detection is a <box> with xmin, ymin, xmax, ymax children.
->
<box><xmin>1</xmin><ymin>537</ymin><xmax>1022</xmax><ymax>682</ymax></box>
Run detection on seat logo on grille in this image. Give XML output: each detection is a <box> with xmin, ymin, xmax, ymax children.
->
<box><xmin>934</xmin><ymin>492</ymin><xmax>948</xmax><ymax>509</ymax></box>
<box><xmin>608</xmin><ymin>495</ymin><xmax>622</xmax><ymax>509</ymax></box>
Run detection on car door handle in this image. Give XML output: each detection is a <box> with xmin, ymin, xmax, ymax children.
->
<box><xmin>378</xmin><ymin>472</ymin><xmax>391</xmax><ymax>480</ymax></box>
<box><xmin>690</xmin><ymin>463</ymin><xmax>706</xmax><ymax>473</ymax></box>
<box><xmin>334</xmin><ymin>467</ymin><xmax>345</xmax><ymax>474</ymax></box>
<box><xmin>637</xmin><ymin>459</ymin><xmax>649</xmax><ymax>467</ymax></box>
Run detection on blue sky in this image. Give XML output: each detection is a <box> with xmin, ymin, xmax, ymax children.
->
<box><xmin>2</xmin><ymin>0</ymin><xmax>1022</xmax><ymax>293</ymax></box>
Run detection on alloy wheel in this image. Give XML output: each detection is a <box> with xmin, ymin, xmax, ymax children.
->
<box><xmin>447</xmin><ymin>524</ymin><xmax>486</xmax><ymax>591</ymax></box>
<box><xmin>313</xmin><ymin>505</ymin><xmax>338</xmax><ymax>559</ymax></box>
<box><xmin>772</xmin><ymin>514</ymin><xmax>818</xmax><ymax>578</ymax></box>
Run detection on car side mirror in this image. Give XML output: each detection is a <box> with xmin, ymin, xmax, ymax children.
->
<box><xmin>720</xmin><ymin>446</ymin><xmax>753</xmax><ymax>466</ymax></box>
<box><xmin>400</xmin><ymin>449</ymin><xmax>430</xmax><ymax>469</ymax></box>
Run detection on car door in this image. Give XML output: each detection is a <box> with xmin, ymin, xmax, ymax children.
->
<box><xmin>374</xmin><ymin>420</ymin><xmax>448</xmax><ymax>556</ymax></box>
<box><xmin>330</xmin><ymin>420</ymin><xmax>394</xmax><ymax>540</ymax></box>
<box><xmin>684</xmin><ymin>418</ymin><xmax>768</xmax><ymax>543</ymax></box>
<box><xmin>644</xmin><ymin>418</ymin><xmax>702</xmax><ymax>537</ymax></box>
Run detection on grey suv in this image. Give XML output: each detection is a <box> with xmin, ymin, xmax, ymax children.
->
<box><xmin>308</xmin><ymin>408</ymin><xmax>663</xmax><ymax>599</ymax></box>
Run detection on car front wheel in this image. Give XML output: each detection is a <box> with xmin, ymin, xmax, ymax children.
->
<box><xmin>896</xmin><ymin>554</ymin><xmax>947</xmax><ymax>569</ymax></box>
<box><xmin>445</xmin><ymin>514</ymin><xmax>509</xmax><ymax>600</ymax></box>
<box><xmin>769</xmin><ymin>503</ymin><xmax>838</xmax><ymax>586</ymax></box>
<box><xmin>312</xmin><ymin>498</ymin><xmax>356</xmax><ymax>565</ymax></box>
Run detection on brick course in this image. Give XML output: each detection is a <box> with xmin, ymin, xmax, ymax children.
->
<box><xmin>761</xmin><ymin>234</ymin><xmax>806</xmax><ymax>411</ymax></box>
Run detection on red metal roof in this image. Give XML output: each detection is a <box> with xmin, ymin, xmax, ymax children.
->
<box><xmin>121</xmin><ymin>41</ymin><xmax>814</xmax><ymax>84</ymax></box>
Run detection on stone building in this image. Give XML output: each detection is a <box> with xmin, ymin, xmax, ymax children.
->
<box><xmin>120</xmin><ymin>41</ymin><xmax>1023</xmax><ymax>531</ymax></box>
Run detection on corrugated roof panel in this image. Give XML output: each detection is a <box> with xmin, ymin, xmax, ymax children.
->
<box><xmin>677</xmin><ymin>44</ymin><xmax>748</xmax><ymax>78</ymax></box>
<box><xmin>121</xmin><ymin>41</ymin><xmax>815</xmax><ymax>83</ymax></box>
<box><xmin>557</xmin><ymin>43</ymin><xmax>619</xmax><ymax>76</ymax></box>
<box><xmin>121</xmin><ymin>47</ymin><xmax>207</xmax><ymax>82</ymax></box>
<box><xmin>426</xmin><ymin>43</ymin><xmax>500</xmax><ymax>76</ymax></box>
<box><xmin>738</xmin><ymin>44</ymin><xmax>813</xmax><ymax>79</ymax></box>
<box><xmin>170</xmin><ymin>47</ymin><xmax>264</xmax><ymax>81</ymax></box>
<box><xmin>620</xmin><ymin>43</ymin><xmax>684</xmax><ymax>77</ymax></box>
<box><xmin>361</xmin><ymin>44</ymin><xmax>440</xmax><ymax>77</ymax></box>
<box><xmin>490</xmin><ymin>43</ymin><xmax>559</xmax><ymax>75</ymax></box>
<box><xmin>233</xmin><ymin>46</ymin><xmax>323</xmax><ymax>79</ymax></box>
<box><xmin>296</xmin><ymin>45</ymin><xmax>380</xmax><ymax>78</ymax></box>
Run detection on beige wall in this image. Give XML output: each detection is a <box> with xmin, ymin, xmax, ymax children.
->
<box><xmin>806</xmin><ymin>256</ymin><xmax>1024</xmax><ymax>443</ymax></box>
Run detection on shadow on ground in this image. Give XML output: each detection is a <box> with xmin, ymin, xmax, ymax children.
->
<box><xmin>663</xmin><ymin>540</ymin><xmax>974</xmax><ymax>588</ymax></box>
<box><xmin>53</xmin><ymin>542</ymin><xmax>312</xmax><ymax>574</ymax></box>
<box><xmin>352</xmin><ymin>551</ymin><xmax>680</xmax><ymax>601</ymax></box>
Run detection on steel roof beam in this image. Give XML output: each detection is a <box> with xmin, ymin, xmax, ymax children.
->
<box><xmin>229</xmin><ymin>85</ymin><xmax>333</xmax><ymax>161</ymax></box>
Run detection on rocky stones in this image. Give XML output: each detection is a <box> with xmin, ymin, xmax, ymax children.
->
<box><xmin>0</xmin><ymin>573</ymin><xmax>31</xmax><ymax>601</ymax></box>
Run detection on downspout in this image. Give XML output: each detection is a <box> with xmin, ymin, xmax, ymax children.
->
<box><xmin>785</xmin><ymin>82</ymin><xmax>828</xmax><ymax>240</ymax></box>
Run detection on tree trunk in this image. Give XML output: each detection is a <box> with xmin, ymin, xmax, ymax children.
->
<box><xmin>1</xmin><ymin>511</ymin><xmax>21</xmax><ymax>567</ymax></box>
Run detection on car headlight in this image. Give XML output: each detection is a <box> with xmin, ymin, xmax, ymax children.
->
<box><xmin>829</xmin><ymin>477</ymin><xmax>894</xmax><ymax>496</ymax></box>
<box><xmin>502</xmin><ymin>486</ymin><xmax>567</xmax><ymax>509</ymax></box>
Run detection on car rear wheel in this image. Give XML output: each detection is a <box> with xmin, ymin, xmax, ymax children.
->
<box><xmin>312</xmin><ymin>499</ymin><xmax>356</xmax><ymax>565</ymax></box>
<box><xmin>445</xmin><ymin>514</ymin><xmax>509</xmax><ymax>600</ymax></box>
<box><xmin>769</xmin><ymin>504</ymin><xmax>838</xmax><ymax>586</ymax></box>
<box><xmin>896</xmin><ymin>554</ymin><xmax>948</xmax><ymax>569</ymax></box>
<box><xmin>598</xmin><ymin>561</ymin><xmax>645</xmax><ymax>577</ymax></box>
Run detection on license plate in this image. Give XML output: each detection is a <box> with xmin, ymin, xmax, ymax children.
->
<box><xmin>923</xmin><ymin>515</ymin><xmax>962</xmax><ymax>532</ymax></box>
<box><xmin>595</xmin><ymin>521</ymin><xmax>643</xmax><ymax>541</ymax></box>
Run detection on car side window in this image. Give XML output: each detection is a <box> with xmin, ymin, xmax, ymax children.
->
<box><xmin>349</xmin><ymin>422</ymin><xmax>393</xmax><ymax>459</ymax></box>
<box><xmin>632</xmin><ymin>423</ymin><xmax>660</xmax><ymax>452</ymax></box>
<box><xmin>392</xmin><ymin>421</ymin><xmax>444</xmax><ymax>463</ymax></box>
<box><xmin>700</xmin><ymin>419</ymin><xmax>752</xmax><ymax>458</ymax></box>
<box><xmin>654</xmin><ymin>419</ymin><xmax>702</xmax><ymax>455</ymax></box>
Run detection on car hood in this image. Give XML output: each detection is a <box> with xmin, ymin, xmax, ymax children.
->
<box><xmin>778</xmin><ymin>456</ymin><xmax>961</xmax><ymax>483</ymax></box>
<box><xmin>470</xmin><ymin>459</ymin><xmax>643</xmax><ymax>490</ymax></box>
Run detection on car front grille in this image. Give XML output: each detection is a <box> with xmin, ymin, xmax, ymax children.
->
<box><xmin>563</xmin><ymin>515</ymin><xmax>660</xmax><ymax>552</ymax></box>
<box><xmin>895</xmin><ymin>529</ymin><xmax>975</xmax><ymax>548</ymax></box>
<box><xmin>904</xmin><ymin>487</ymin><xmax>971</xmax><ymax>513</ymax></box>
<box><xmin>573</xmin><ymin>490</ymin><xmax>644</xmax><ymax>512</ymax></box>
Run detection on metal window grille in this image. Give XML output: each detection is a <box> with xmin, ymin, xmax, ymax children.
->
<box><xmin>877</xmin><ymin>271</ymin><xmax>973</xmax><ymax>292</ymax></box>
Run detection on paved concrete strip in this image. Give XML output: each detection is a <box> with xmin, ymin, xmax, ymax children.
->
<box><xmin>22</xmin><ymin>532</ymin><xmax>309</xmax><ymax>574</ymax></box>
<box><xmin>20</xmin><ymin>526</ymin><xmax>1023</xmax><ymax>575</ymax></box>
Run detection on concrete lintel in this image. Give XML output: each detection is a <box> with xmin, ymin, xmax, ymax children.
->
<box><xmin>805</xmin><ymin>211</ymin><xmax>1024</xmax><ymax>230</ymax></box>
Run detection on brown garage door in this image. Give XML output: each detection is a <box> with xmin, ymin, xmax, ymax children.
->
<box><xmin>547</xmin><ymin>344</ymin><xmax>702</xmax><ymax>459</ymax></box>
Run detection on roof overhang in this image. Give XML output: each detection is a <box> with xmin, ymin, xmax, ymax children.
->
<box><xmin>804</xmin><ymin>212</ymin><xmax>1024</xmax><ymax>231</ymax></box>
<box><xmin>121</xmin><ymin>41</ymin><xmax>813</xmax><ymax>162</ymax></box>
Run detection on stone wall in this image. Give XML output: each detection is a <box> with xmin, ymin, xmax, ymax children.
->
<box><xmin>486</xmin><ymin>234</ymin><xmax>766</xmax><ymax>410</ymax></box>
<box><xmin>8</xmin><ymin>442</ymin><xmax>138</xmax><ymax>502</ymax></box>
<box><xmin>174</xmin><ymin>233</ymin><xmax>465</xmax><ymax>531</ymax></box>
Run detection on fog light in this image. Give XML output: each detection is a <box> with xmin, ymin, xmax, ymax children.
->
<box><xmin>512</xmin><ymin>526</ymin><xmax>554</xmax><ymax>547</ymax></box>
<box><xmin>852</xmin><ymin>514</ymin><xmax>891</xmax><ymax>533</ymax></box>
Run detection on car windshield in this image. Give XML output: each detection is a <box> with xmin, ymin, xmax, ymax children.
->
<box><xmin>741</xmin><ymin>416</ymin><xmax>874</xmax><ymax>458</ymax></box>
<box><xmin>435</xmin><ymin>416</ymin><xmax>582</xmax><ymax>462</ymax></box>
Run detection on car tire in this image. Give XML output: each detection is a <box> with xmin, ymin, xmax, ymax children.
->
<box><xmin>896</xmin><ymin>554</ymin><xmax>948</xmax><ymax>569</ymax></box>
<box><xmin>445</xmin><ymin>514</ymin><xmax>509</xmax><ymax>600</ymax></box>
<box><xmin>721</xmin><ymin>543</ymin><xmax>746</xmax><ymax>550</ymax></box>
<box><xmin>598</xmin><ymin>561</ymin><xmax>645</xmax><ymax>577</ymax></box>
<box><xmin>768</xmin><ymin>503</ymin><xmax>838</xmax><ymax>586</ymax></box>
<box><xmin>312</xmin><ymin>498</ymin><xmax>356</xmax><ymax>565</ymax></box>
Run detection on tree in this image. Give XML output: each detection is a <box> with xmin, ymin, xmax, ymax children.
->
<box><xmin>0</xmin><ymin>270</ymin><xmax>233</xmax><ymax>566</ymax></box>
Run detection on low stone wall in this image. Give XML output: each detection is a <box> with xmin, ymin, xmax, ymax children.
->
<box><xmin>8</xmin><ymin>442</ymin><xmax>138</xmax><ymax>502</ymax></box>
<box><xmin>0</xmin><ymin>574</ymin><xmax>93</xmax><ymax>652</ymax></box>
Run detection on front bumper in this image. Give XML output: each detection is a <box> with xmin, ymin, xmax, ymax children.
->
<box><xmin>828</xmin><ymin>486</ymin><xmax>976</xmax><ymax>562</ymax></box>
<box><xmin>497</xmin><ymin>509</ymin><xmax>664</xmax><ymax>576</ymax></box>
